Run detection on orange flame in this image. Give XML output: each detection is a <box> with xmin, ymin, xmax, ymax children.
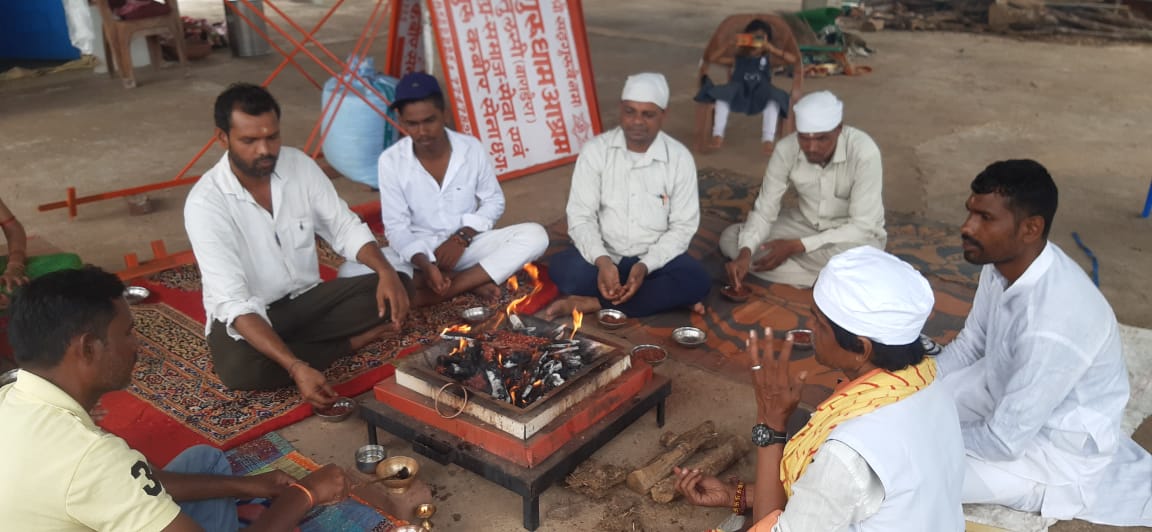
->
<box><xmin>440</xmin><ymin>324</ymin><xmax>472</xmax><ymax>336</ymax></box>
<box><xmin>506</xmin><ymin>263</ymin><xmax>544</xmax><ymax>316</ymax></box>
<box><xmin>447</xmin><ymin>337</ymin><xmax>468</xmax><ymax>357</ymax></box>
<box><xmin>569</xmin><ymin>309</ymin><xmax>583</xmax><ymax>340</ymax></box>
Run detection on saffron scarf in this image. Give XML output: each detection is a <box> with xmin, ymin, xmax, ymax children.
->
<box><xmin>780</xmin><ymin>357</ymin><xmax>937</xmax><ymax>497</ymax></box>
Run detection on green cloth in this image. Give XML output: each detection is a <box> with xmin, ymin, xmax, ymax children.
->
<box><xmin>0</xmin><ymin>253</ymin><xmax>83</xmax><ymax>294</ymax></box>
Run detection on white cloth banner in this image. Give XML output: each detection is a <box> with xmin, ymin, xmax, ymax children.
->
<box><xmin>429</xmin><ymin>0</ymin><xmax>601</xmax><ymax>178</ymax></box>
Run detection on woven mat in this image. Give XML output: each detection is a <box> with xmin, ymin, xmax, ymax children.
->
<box><xmin>101</xmin><ymin>236</ymin><xmax>556</xmax><ymax>466</ymax></box>
<box><xmin>546</xmin><ymin>167</ymin><xmax>980</xmax><ymax>401</ymax></box>
<box><xmin>226</xmin><ymin>432</ymin><xmax>405</xmax><ymax>531</ymax></box>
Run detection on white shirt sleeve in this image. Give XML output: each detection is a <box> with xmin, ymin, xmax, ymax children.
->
<box><xmin>739</xmin><ymin>141</ymin><xmax>795</xmax><ymax>252</ymax></box>
<box><xmin>566</xmin><ymin>140</ymin><xmax>612</xmax><ymax>264</ymax></box>
<box><xmin>772</xmin><ymin>440</ymin><xmax>885</xmax><ymax>532</ymax></box>
<box><xmin>460</xmin><ymin>147</ymin><xmax>505</xmax><ymax>232</ymax></box>
<box><xmin>638</xmin><ymin>145</ymin><xmax>699</xmax><ymax>271</ymax></box>
<box><xmin>937</xmin><ymin>270</ymin><xmax>991</xmax><ymax>376</ymax></box>
<box><xmin>185</xmin><ymin>193</ymin><xmax>272</xmax><ymax>337</ymax></box>
<box><xmin>305</xmin><ymin>158</ymin><xmax>375</xmax><ymax>261</ymax></box>
<box><xmin>798</xmin><ymin>139</ymin><xmax>884</xmax><ymax>252</ymax></box>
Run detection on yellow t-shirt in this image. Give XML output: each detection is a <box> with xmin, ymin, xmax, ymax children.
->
<box><xmin>0</xmin><ymin>371</ymin><xmax>181</xmax><ymax>531</ymax></box>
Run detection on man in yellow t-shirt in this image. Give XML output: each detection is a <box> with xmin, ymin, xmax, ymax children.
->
<box><xmin>0</xmin><ymin>267</ymin><xmax>351</xmax><ymax>531</ymax></box>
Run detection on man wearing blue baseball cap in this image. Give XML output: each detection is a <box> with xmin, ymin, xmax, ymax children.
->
<box><xmin>339</xmin><ymin>72</ymin><xmax>548</xmax><ymax>305</ymax></box>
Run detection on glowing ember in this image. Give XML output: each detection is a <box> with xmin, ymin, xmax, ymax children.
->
<box><xmin>569</xmin><ymin>309</ymin><xmax>583</xmax><ymax>340</ymax></box>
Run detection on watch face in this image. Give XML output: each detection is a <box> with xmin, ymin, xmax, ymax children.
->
<box><xmin>752</xmin><ymin>424</ymin><xmax>784</xmax><ymax>446</ymax></box>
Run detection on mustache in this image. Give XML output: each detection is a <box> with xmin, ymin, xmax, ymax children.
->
<box><xmin>962</xmin><ymin>235</ymin><xmax>983</xmax><ymax>249</ymax></box>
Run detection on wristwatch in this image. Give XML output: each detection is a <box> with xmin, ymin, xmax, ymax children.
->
<box><xmin>454</xmin><ymin>229</ymin><xmax>474</xmax><ymax>246</ymax></box>
<box><xmin>751</xmin><ymin>423</ymin><xmax>788</xmax><ymax>447</ymax></box>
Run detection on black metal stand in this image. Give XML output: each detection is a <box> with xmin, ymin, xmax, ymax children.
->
<box><xmin>359</xmin><ymin>376</ymin><xmax>671</xmax><ymax>531</ymax></box>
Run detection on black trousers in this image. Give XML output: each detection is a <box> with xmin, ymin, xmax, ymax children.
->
<box><xmin>208</xmin><ymin>274</ymin><xmax>391</xmax><ymax>391</ymax></box>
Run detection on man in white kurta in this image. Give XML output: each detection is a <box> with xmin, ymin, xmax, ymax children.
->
<box><xmin>721</xmin><ymin>91</ymin><xmax>885</xmax><ymax>289</ymax></box>
<box><xmin>338</xmin><ymin>72</ymin><xmax>548</xmax><ymax>305</ymax></box>
<box><xmin>545</xmin><ymin>73</ymin><xmax>710</xmax><ymax>318</ymax></box>
<box><xmin>939</xmin><ymin>159</ymin><xmax>1152</xmax><ymax>526</ymax></box>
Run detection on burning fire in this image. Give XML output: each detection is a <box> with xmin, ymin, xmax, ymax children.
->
<box><xmin>441</xmin><ymin>324</ymin><xmax>472</xmax><ymax>336</ymax></box>
<box><xmin>569</xmin><ymin>309</ymin><xmax>583</xmax><ymax>340</ymax></box>
<box><xmin>506</xmin><ymin>263</ymin><xmax>544</xmax><ymax>316</ymax></box>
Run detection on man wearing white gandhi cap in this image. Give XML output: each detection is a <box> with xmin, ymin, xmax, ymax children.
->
<box><xmin>677</xmin><ymin>246</ymin><xmax>965</xmax><ymax>531</ymax></box>
<box><xmin>720</xmin><ymin>90</ymin><xmax>886</xmax><ymax>289</ymax></box>
<box><xmin>546</xmin><ymin>73</ymin><xmax>710</xmax><ymax>319</ymax></box>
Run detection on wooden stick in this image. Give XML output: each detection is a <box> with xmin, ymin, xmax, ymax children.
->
<box><xmin>650</xmin><ymin>434</ymin><xmax>753</xmax><ymax>503</ymax></box>
<box><xmin>626</xmin><ymin>421</ymin><xmax>718</xmax><ymax>494</ymax></box>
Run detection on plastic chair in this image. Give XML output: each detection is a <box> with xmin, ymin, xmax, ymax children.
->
<box><xmin>694</xmin><ymin>14</ymin><xmax>804</xmax><ymax>153</ymax></box>
<box><xmin>95</xmin><ymin>0</ymin><xmax>188</xmax><ymax>88</ymax></box>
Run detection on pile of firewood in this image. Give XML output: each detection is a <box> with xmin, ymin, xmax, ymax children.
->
<box><xmin>566</xmin><ymin>421</ymin><xmax>752</xmax><ymax>504</ymax></box>
<box><xmin>849</xmin><ymin>0</ymin><xmax>1152</xmax><ymax>42</ymax></box>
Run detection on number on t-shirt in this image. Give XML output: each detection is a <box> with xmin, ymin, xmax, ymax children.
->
<box><xmin>131</xmin><ymin>460</ymin><xmax>163</xmax><ymax>496</ymax></box>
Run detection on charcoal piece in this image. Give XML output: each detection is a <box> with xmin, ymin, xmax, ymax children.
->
<box><xmin>547</xmin><ymin>372</ymin><xmax>565</xmax><ymax>388</ymax></box>
<box><xmin>485</xmin><ymin>369</ymin><xmax>508</xmax><ymax>401</ymax></box>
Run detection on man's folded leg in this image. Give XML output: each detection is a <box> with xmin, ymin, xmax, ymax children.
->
<box><xmin>163</xmin><ymin>445</ymin><xmax>240</xmax><ymax>532</ymax></box>
<box><xmin>615</xmin><ymin>254</ymin><xmax>711</xmax><ymax>317</ymax></box>
<box><xmin>460</xmin><ymin>223</ymin><xmax>549</xmax><ymax>283</ymax></box>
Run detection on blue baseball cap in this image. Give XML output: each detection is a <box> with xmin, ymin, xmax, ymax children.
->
<box><xmin>390</xmin><ymin>72</ymin><xmax>441</xmax><ymax>109</ymax></box>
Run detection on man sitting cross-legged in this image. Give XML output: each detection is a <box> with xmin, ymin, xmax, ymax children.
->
<box><xmin>339</xmin><ymin>72</ymin><xmax>548</xmax><ymax>306</ymax></box>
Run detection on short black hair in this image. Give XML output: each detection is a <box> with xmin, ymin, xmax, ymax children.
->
<box><xmin>214</xmin><ymin>83</ymin><xmax>282</xmax><ymax>133</ymax></box>
<box><xmin>8</xmin><ymin>267</ymin><xmax>126</xmax><ymax>370</ymax></box>
<box><xmin>394</xmin><ymin>92</ymin><xmax>446</xmax><ymax>115</ymax></box>
<box><xmin>744</xmin><ymin>19</ymin><xmax>774</xmax><ymax>41</ymax></box>
<box><xmin>827</xmin><ymin>317</ymin><xmax>925</xmax><ymax>372</ymax></box>
<box><xmin>970</xmin><ymin>159</ymin><xmax>1058</xmax><ymax>239</ymax></box>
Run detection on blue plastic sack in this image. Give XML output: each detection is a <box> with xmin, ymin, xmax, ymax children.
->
<box><xmin>321</xmin><ymin>57</ymin><xmax>400</xmax><ymax>188</ymax></box>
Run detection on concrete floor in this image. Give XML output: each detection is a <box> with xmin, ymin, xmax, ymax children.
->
<box><xmin>2</xmin><ymin>0</ymin><xmax>1150</xmax><ymax>530</ymax></box>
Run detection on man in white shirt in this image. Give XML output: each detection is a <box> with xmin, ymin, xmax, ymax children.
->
<box><xmin>544</xmin><ymin>73</ymin><xmax>710</xmax><ymax>319</ymax></box>
<box><xmin>0</xmin><ymin>267</ymin><xmax>351</xmax><ymax>532</ymax></box>
<box><xmin>185</xmin><ymin>84</ymin><xmax>410</xmax><ymax>408</ymax></box>
<box><xmin>939</xmin><ymin>159</ymin><xmax>1152</xmax><ymax>525</ymax></box>
<box><xmin>676</xmin><ymin>247</ymin><xmax>965</xmax><ymax>531</ymax></box>
<box><xmin>338</xmin><ymin>73</ymin><xmax>548</xmax><ymax>305</ymax></box>
<box><xmin>722</xmin><ymin>91</ymin><xmax>885</xmax><ymax>289</ymax></box>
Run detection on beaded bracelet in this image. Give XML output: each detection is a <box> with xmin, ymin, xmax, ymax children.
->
<box><xmin>731</xmin><ymin>480</ymin><xmax>746</xmax><ymax>515</ymax></box>
<box><xmin>288</xmin><ymin>482</ymin><xmax>315</xmax><ymax>509</ymax></box>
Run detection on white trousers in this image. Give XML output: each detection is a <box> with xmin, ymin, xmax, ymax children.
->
<box><xmin>337</xmin><ymin>222</ymin><xmax>549</xmax><ymax>284</ymax></box>
<box><xmin>712</xmin><ymin>99</ymin><xmax>781</xmax><ymax>142</ymax></box>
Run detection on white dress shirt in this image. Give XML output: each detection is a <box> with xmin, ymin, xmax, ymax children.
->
<box><xmin>738</xmin><ymin>126</ymin><xmax>885</xmax><ymax>253</ymax></box>
<box><xmin>939</xmin><ymin>242</ymin><xmax>1136</xmax><ymax>519</ymax></box>
<box><xmin>566</xmin><ymin>127</ymin><xmax>699</xmax><ymax>271</ymax></box>
<box><xmin>185</xmin><ymin>147</ymin><xmax>376</xmax><ymax>339</ymax></box>
<box><xmin>377</xmin><ymin>129</ymin><xmax>504</xmax><ymax>263</ymax></box>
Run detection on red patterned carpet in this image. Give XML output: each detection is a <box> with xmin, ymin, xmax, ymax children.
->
<box><xmin>104</xmin><ymin>253</ymin><xmax>555</xmax><ymax>466</ymax></box>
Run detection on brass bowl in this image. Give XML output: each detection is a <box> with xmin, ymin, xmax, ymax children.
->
<box><xmin>460</xmin><ymin>306</ymin><xmax>494</xmax><ymax>324</ymax></box>
<box><xmin>672</xmin><ymin>326</ymin><xmax>707</xmax><ymax>348</ymax></box>
<box><xmin>597</xmin><ymin>309</ymin><xmax>628</xmax><ymax>330</ymax></box>
<box><xmin>123</xmin><ymin>286</ymin><xmax>151</xmax><ymax>305</ymax></box>
<box><xmin>375</xmin><ymin>455</ymin><xmax>420</xmax><ymax>494</ymax></box>
<box><xmin>313</xmin><ymin>397</ymin><xmax>356</xmax><ymax>422</ymax></box>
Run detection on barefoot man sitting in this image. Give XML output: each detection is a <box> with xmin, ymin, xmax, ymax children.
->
<box><xmin>546</xmin><ymin>73</ymin><xmax>710</xmax><ymax>319</ymax></box>
<box><xmin>339</xmin><ymin>72</ymin><xmax>548</xmax><ymax>305</ymax></box>
<box><xmin>185</xmin><ymin>83</ymin><xmax>411</xmax><ymax>408</ymax></box>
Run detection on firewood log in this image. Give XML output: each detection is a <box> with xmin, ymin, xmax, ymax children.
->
<box><xmin>649</xmin><ymin>434</ymin><xmax>753</xmax><ymax>503</ymax></box>
<box><xmin>626</xmin><ymin>421</ymin><xmax>718</xmax><ymax>494</ymax></box>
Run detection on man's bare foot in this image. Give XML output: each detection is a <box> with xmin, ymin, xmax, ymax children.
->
<box><xmin>349</xmin><ymin>321</ymin><xmax>401</xmax><ymax>350</ymax></box>
<box><xmin>543</xmin><ymin>295</ymin><xmax>602</xmax><ymax>320</ymax></box>
<box><xmin>708</xmin><ymin>135</ymin><xmax>724</xmax><ymax>149</ymax></box>
<box><xmin>471</xmin><ymin>282</ymin><xmax>502</xmax><ymax>304</ymax></box>
<box><xmin>762</xmin><ymin>141</ymin><xmax>775</xmax><ymax>157</ymax></box>
<box><xmin>691</xmin><ymin>302</ymin><xmax>706</xmax><ymax>315</ymax></box>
